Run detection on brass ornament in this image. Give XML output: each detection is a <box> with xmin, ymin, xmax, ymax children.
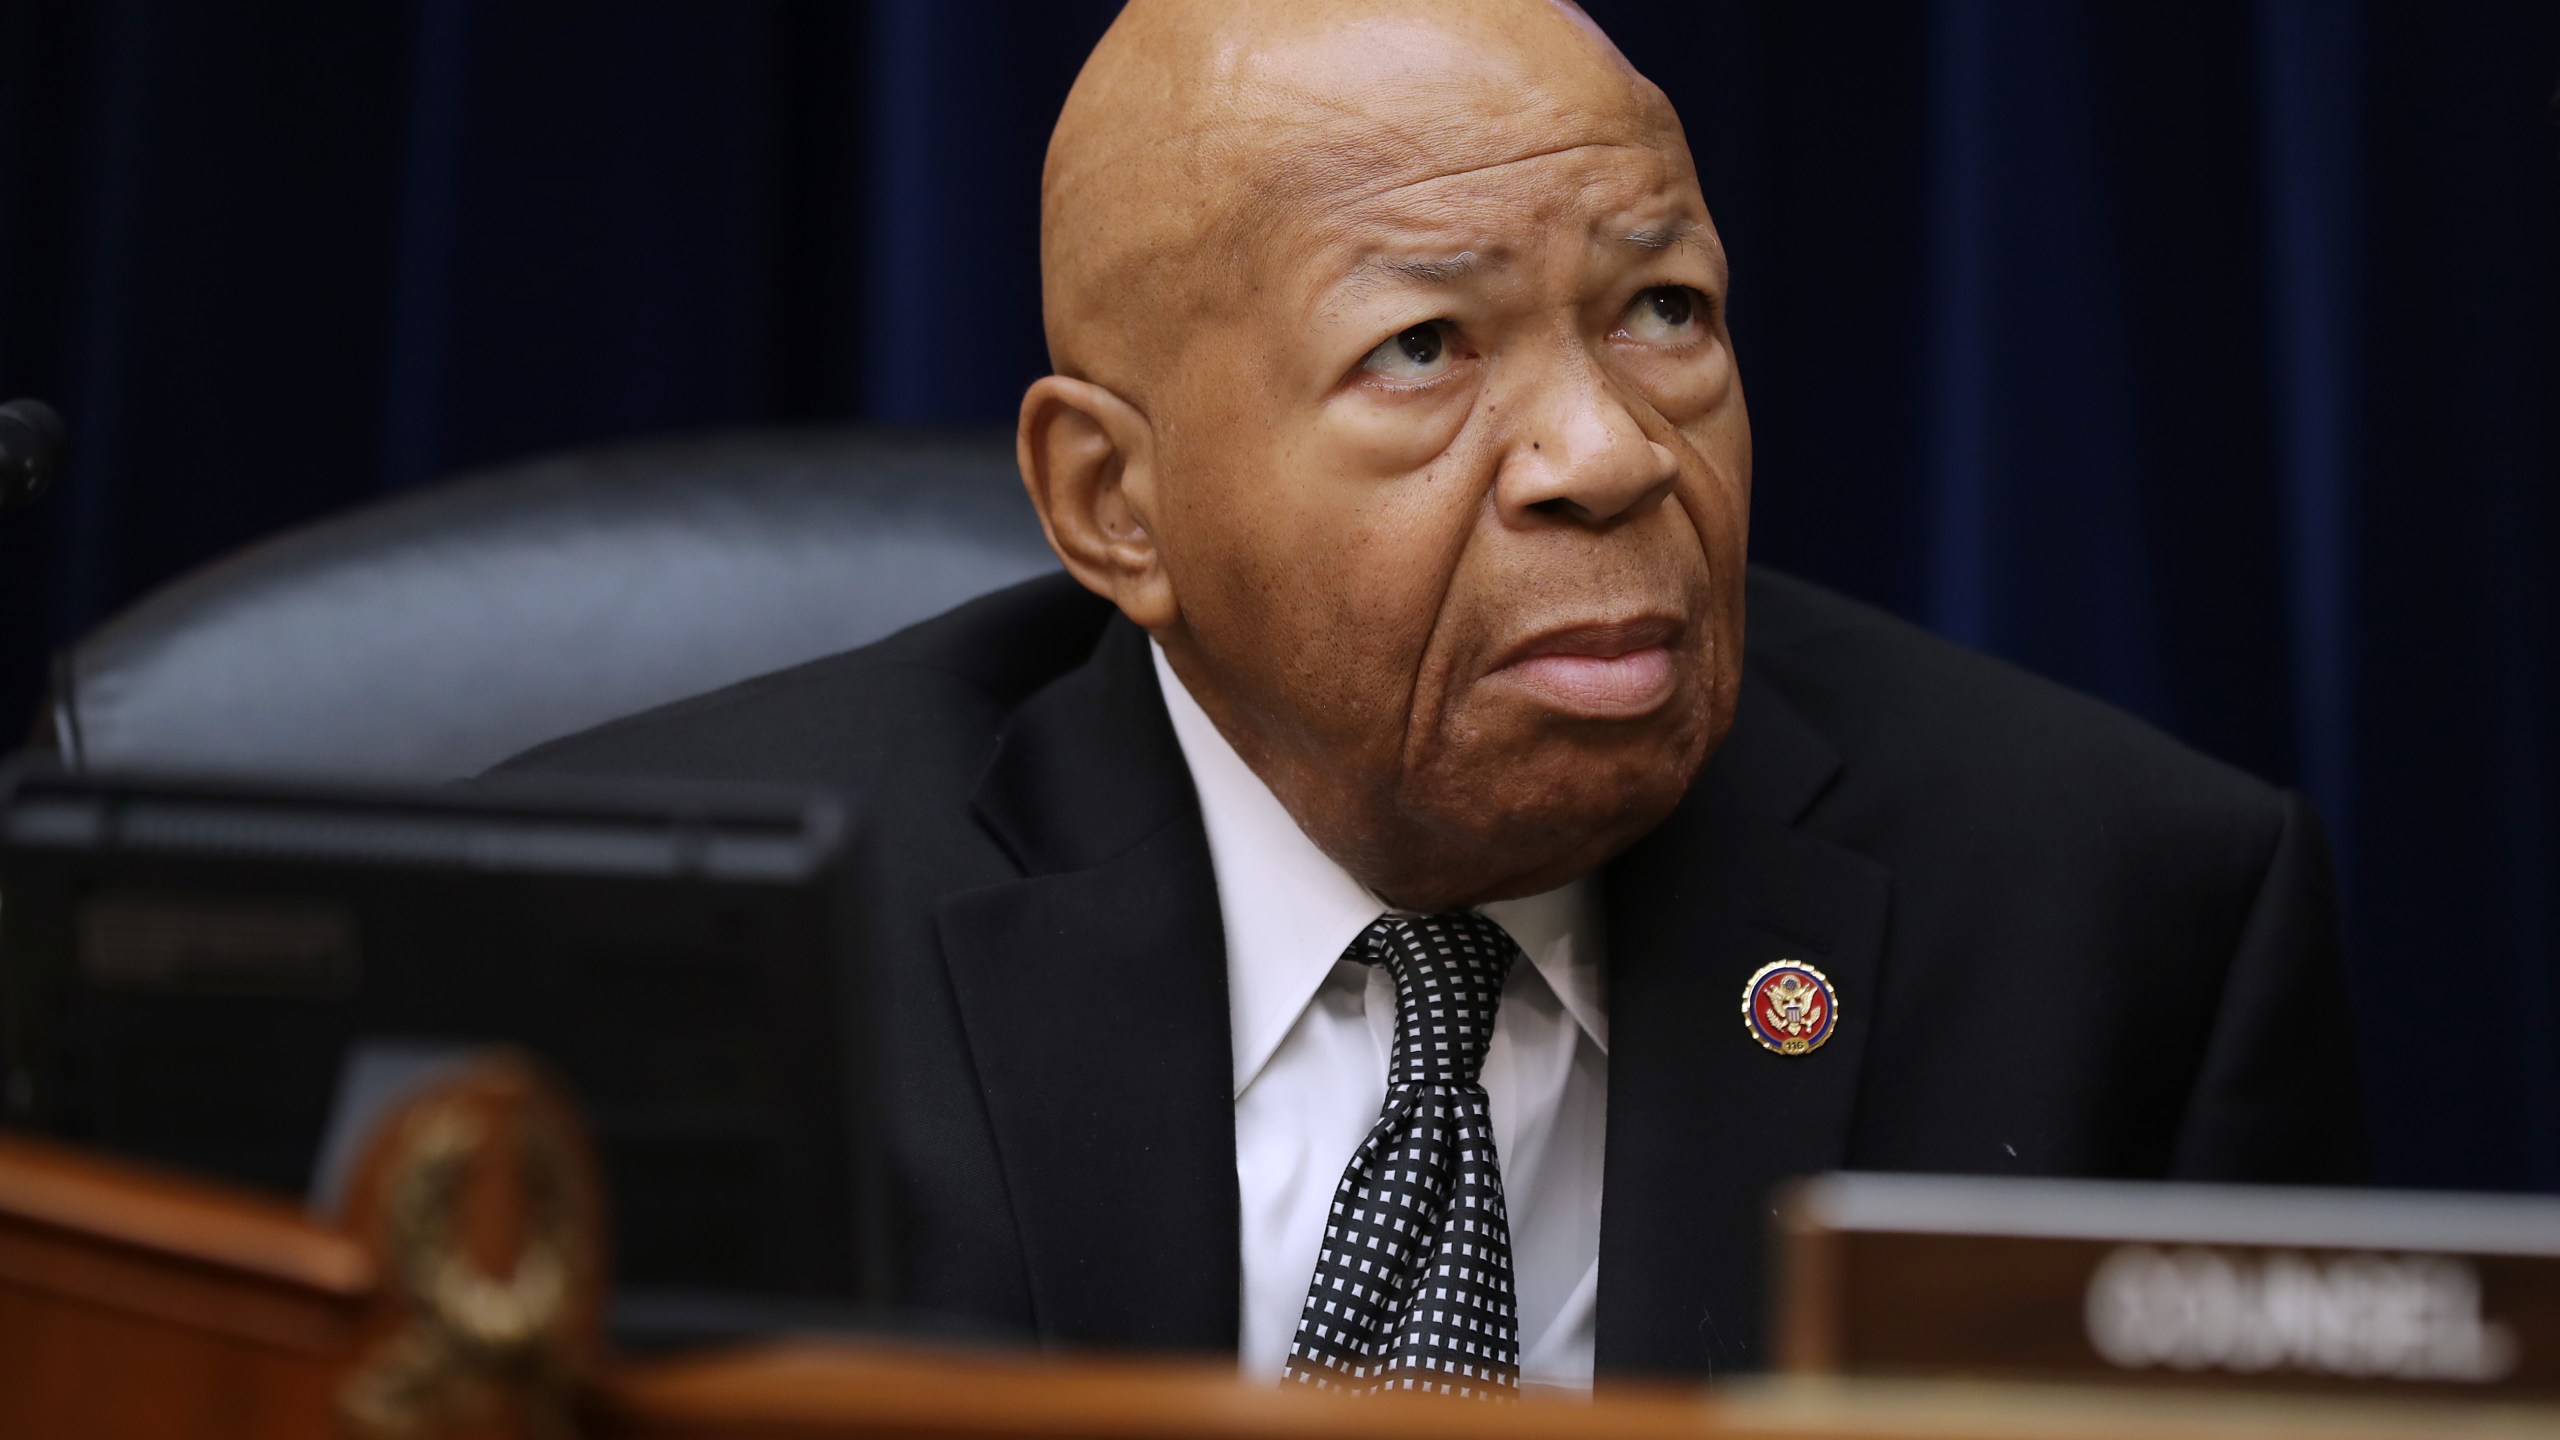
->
<box><xmin>341</xmin><ymin>1099</ymin><xmax>592</xmax><ymax>1440</ymax></box>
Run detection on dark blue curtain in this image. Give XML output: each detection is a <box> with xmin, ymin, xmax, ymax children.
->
<box><xmin>2</xmin><ymin>0</ymin><xmax>2554</xmax><ymax>1189</ymax></box>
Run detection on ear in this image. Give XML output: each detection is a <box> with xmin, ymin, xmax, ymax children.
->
<box><xmin>1016</xmin><ymin>375</ymin><xmax>1178</xmax><ymax>630</ymax></box>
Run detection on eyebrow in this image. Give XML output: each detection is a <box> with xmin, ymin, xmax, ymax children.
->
<box><xmin>1341</xmin><ymin>249</ymin><xmax>1500</xmax><ymax>295</ymax></box>
<box><xmin>1618</xmin><ymin>221</ymin><xmax>1703</xmax><ymax>252</ymax></box>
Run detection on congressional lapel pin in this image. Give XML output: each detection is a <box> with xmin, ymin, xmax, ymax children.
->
<box><xmin>1742</xmin><ymin>959</ymin><xmax>1838</xmax><ymax>1056</ymax></box>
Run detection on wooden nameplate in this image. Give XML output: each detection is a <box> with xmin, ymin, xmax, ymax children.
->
<box><xmin>1776</xmin><ymin>1172</ymin><xmax>2560</xmax><ymax>1398</ymax></box>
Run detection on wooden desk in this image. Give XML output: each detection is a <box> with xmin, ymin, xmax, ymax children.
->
<box><xmin>0</xmin><ymin>1129</ymin><xmax>376</xmax><ymax>1437</ymax></box>
<box><xmin>592</xmin><ymin>1344</ymin><xmax>2560</xmax><ymax>1440</ymax></box>
<box><xmin>5</xmin><ymin>1058</ymin><xmax>2555</xmax><ymax>1440</ymax></box>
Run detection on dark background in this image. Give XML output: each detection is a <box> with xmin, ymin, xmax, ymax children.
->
<box><xmin>1</xmin><ymin>1</ymin><xmax>2554</xmax><ymax>1190</ymax></box>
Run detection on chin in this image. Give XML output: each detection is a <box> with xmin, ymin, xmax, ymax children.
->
<box><xmin>1385</xmin><ymin>708</ymin><xmax>1715</xmax><ymax>909</ymax></box>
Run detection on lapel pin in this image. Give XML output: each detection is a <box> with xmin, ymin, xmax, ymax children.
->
<box><xmin>1742</xmin><ymin>959</ymin><xmax>1838</xmax><ymax>1056</ymax></box>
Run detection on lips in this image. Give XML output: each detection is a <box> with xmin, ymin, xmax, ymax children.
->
<box><xmin>1490</xmin><ymin>616</ymin><xmax>1683</xmax><ymax>718</ymax></box>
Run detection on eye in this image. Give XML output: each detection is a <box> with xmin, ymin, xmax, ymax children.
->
<box><xmin>1620</xmin><ymin>285</ymin><xmax>1709</xmax><ymax>345</ymax></box>
<box><xmin>1359</xmin><ymin>321</ymin><xmax>1459</xmax><ymax>383</ymax></box>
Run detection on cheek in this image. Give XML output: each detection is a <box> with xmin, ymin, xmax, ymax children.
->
<box><xmin>1679</xmin><ymin>387</ymin><xmax>1753</xmax><ymax>729</ymax></box>
<box><xmin>1276</xmin><ymin>401</ymin><xmax>1491</xmax><ymax>702</ymax></box>
<box><xmin>1676</xmin><ymin>369</ymin><xmax>1752</xmax><ymax>556</ymax></box>
<box><xmin>1308</xmin><ymin>471</ymin><xmax>1481</xmax><ymax>687</ymax></box>
<box><xmin>1171</xmin><ymin>435</ymin><xmax>1483</xmax><ymax>748</ymax></box>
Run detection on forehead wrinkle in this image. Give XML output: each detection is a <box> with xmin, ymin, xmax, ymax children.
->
<box><xmin>1317</xmin><ymin>143</ymin><xmax>1697</xmax><ymax>267</ymax></box>
<box><xmin>1307</xmin><ymin>145</ymin><xmax>1677</xmax><ymax>275</ymax></box>
<box><xmin>1334</xmin><ymin>139</ymin><xmax>1656</xmax><ymax>212</ymax></box>
<box><xmin>1305</xmin><ymin>186</ymin><xmax>1713</xmax><ymax>332</ymax></box>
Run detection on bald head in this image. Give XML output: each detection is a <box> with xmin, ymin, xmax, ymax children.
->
<box><xmin>1041</xmin><ymin>0</ymin><xmax>1691</xmax><ymax>396</ymax></box>
<box><xmin>1018</xmin><ymin>0</ymin><xmax>1747</xmax><ymax>910</ymax></box>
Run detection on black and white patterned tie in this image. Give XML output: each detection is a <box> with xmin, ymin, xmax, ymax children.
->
<box><xmin>1283</xmin><ymin>912</ymin><xmax>1522</xmax><ymax>1398</ymax></box>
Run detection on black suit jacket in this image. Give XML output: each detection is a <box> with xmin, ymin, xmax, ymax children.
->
<box><xmin>497</xmin><ymin>566</ymin><xmax>2361</xmax><ymax>1379</ymax></box>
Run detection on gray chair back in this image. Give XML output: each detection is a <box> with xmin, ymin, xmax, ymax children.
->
<box><xmin>47</xmin><ymin>429</ymin><xmax>1058</xmax><ymax>782</ymax></box>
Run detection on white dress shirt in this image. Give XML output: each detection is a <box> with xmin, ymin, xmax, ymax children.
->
<box><xmin>1150</xmin><ymin>642</ymin><xmax>1610</xmax><ymax>1390</ymax></box>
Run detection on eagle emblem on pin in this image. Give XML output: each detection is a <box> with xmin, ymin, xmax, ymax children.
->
<box><xmin>1742</xmin><ymin>959</ymin><xmax>1838</xmax><ymax>1055</ymax></box>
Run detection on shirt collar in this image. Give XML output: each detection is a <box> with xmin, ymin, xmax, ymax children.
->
<box><xmin>1482</xmin><ymin>882</ymin><xmax>1609</xmax><ymax>1056</ymax></box>
<box><xmin>1150</xmin><ymin>642</ymin><xmax>1608</xmax><ymax>1097</ymax></box>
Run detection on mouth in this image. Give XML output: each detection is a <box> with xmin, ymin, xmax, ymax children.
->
<box><xmin>1488</xmin><ymin>615</ymin><xmax>1683</xmax><ymax>719</ymax></box>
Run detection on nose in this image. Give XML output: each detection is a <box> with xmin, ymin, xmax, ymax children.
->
<box><xmin>1496</xmin><ymin>353</ymin><xmax>1681</xmax><ymax>527</ymax></box>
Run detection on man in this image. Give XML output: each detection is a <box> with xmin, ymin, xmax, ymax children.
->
<box><xmin>503</xmin><ymin>0</ymin><xmax>2359</xmax><ymax>1392</ymax></box>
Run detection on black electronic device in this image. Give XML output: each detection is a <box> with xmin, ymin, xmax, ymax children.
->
<box><xmin>0</xmin><ymin>760</ymin><xmax>891</xmax><ymax>1331</ymax></box>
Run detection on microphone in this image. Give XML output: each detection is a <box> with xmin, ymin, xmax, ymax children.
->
<box><xmin>1</xmin><ymin>398</ymin><xmax>66</xmax><ymax>516</ymax></box>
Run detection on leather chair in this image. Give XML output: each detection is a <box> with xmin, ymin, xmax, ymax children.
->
<box><xmin>41</xmin><ymin>429</ymin><xmax>1059</xmax><ymax>782</ymax></box>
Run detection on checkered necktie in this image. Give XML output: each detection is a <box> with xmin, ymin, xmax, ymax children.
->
<box><xmin>1282</xmin><ymin>912</ymin><xmax>1521</xmax><ymax>1398</ymax></box>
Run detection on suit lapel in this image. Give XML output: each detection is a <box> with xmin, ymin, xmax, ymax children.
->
<box><xmin>1596</xmin><ymin>674</ymin><xmax>1891</xmax><ymax>1380</ymax></box>
<box><xmin>936</xmin><ymin>621</ymin><xmax>1240</xmax><ymax>1353</ymax></box>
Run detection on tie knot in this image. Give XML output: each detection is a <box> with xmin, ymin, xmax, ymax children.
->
<box><xmin>1353</xmin><ymin>911</ymin><xmax>1518</xmax><ymax>1089</ymax></box>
